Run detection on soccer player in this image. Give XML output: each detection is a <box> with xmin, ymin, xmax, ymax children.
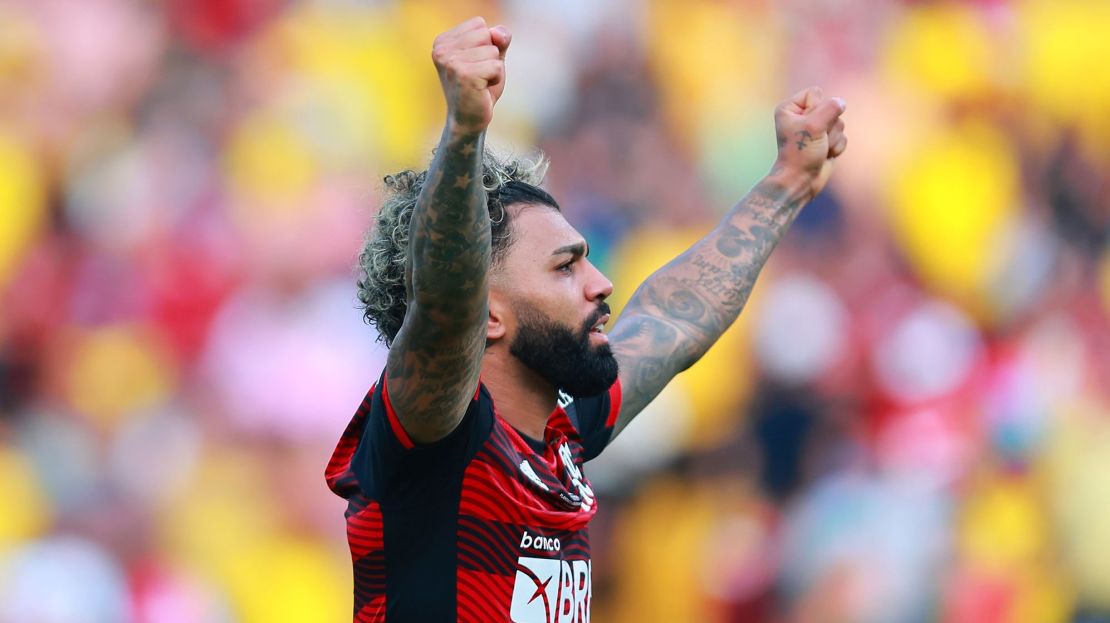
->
<box><xmin>326</xmin><ymin>16</ymin><xmax>847</xmax><ymax>623</ymax></box>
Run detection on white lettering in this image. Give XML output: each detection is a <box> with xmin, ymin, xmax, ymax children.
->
<box><xmin>510</xmin><ymin>557</ymin><xmax>592</xmax><ymax>623</ymax></box>
<box><xmin>557</xmin><ymin>561</ymin><xmax>574</xmax><ymax>623</ymax></box>
<box><xmin>519</xmin><ymin>460</ymin><xmax>550</xmax><ymax>492</ymax></box>
<box><xmin>520</xmin><ymin>531</ymin><xmax>560</xmax><ymax>552</ymax></box>
<box><xmin>573</xmin><ymin>560</ymin><xmax>591</xmax><ymax>623</ymax></box>
<box><xmin>557</xmin><ymin>444</ymin><xmax>595</xmax><ymax>512</ymax></box>
<box><xmin>557</xmin><ymin>391</ymin><xmax>573</xmax><ymax>409</ymax></box>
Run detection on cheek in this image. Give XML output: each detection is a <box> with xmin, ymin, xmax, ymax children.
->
<box><xmin>524</xmin><ymin>286</ymin><xmax>579</xmax><ymax>328</ymax></box>
<box><xmin>505</xmin><ymin>263</ymin><xmax>588</xmax><ymax>324</ymax></box>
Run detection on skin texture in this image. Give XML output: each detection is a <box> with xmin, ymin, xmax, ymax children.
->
<box><xmin>481</xmin><ymin>205</ymin><xmax>615</xmax><ymax>439</ymax></box>
<box><xmin>385</xmin><ymin>17</ymin><xmax>511</xmax><ymax>442</ymax></box>
<box><xmin>608</xmin><ymin>87</ymin><xmax>847</xmax><ymax>438</ymax></box>
<box><xmin>387</xmin><ymin>17</ymin><xmax>848</xmax><ymax>444</ymax></box>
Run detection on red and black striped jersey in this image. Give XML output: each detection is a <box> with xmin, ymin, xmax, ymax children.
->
<box><xmin>325</xmin><ymin>370</ymin><xmax>621</xmax><ymax>622</ymax></box>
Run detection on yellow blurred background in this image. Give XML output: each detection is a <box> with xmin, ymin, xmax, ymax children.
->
<box><xmin>1</xmin><ymin>0</ymin><xmax>1109</xmax><ymax>621</ymax></box>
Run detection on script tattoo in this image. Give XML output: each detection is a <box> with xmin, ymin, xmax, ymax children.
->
<box><xmin>386</xmin><ymin>128</ymin><xmax>490</xmax><ymax>442</ymax></box>
<box><xmin>608</xmin><ymin>180</ymin><xmax>805</xmax><ymax>435</ymax></box>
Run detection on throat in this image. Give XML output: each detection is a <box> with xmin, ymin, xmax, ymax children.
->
<box><xmin>479</xmin><ymin>353</ymin><xmax>560</xmax><ymax>441</ymax></box>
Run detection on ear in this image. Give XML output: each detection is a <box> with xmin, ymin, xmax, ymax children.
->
<box><xmin>487</xmin><ymin>290</ymin><xmax>507</xmax><ymax>342</ymax></box>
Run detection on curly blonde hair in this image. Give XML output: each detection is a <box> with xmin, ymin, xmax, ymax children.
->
<box><xmin>357</xmin><ymin>150</ymin><xmax>555</xmax><ymax>346</ymax></box>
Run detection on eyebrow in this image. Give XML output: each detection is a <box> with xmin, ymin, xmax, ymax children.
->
<box><xmin>551</xmin><ymin>242</ymin><xmax>589</xmax><ymax>259</ymax></box>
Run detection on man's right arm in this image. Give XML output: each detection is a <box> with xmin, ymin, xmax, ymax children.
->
<box><xmin>385</xmin><ymin>18</ymin><xmax>511</xmax><ymax>443</ymax></box>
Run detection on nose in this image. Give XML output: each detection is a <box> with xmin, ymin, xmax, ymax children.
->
<box><xmin>584</xmin><ymin>259</ymin><xmax>613</xmax><ymax>302</ymax></box>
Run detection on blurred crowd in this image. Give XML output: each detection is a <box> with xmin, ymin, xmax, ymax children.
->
<box><xmin>1</xmin><ymin>0</ymin><xmax>1109</xmax><ymax>621</ymax></box>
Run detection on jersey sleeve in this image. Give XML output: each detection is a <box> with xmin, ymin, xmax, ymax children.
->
<box><xmin>349</xmin><ymin>370</ymin><xmax>492</xmax><ymax>501</ymax></box>
<box><xmin>567</xmin><ymin>379</ymin><xmax>623</xmax><ymax>462</ymax></box>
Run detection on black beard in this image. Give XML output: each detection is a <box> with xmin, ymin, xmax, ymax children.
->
<box><xmin>509</xmin><ymin>301</ymin><xmax>619</xmax><ymax>397</ymax></box>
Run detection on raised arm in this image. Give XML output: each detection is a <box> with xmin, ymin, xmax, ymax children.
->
<box><xmin>607</xmin><ymin>87</ymin><xmax>848</xmax><ymax>438</ymax></box>
<box><xmin>386</xmin><ymin>18</ymin><xmax>511</xmax><ymax>443</ymax></box>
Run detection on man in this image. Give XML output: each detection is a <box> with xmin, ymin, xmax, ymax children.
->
<box><xmin>326</xmin><ymin>16</ymin><xmax>847</xmax><ymax>623</ymax></box>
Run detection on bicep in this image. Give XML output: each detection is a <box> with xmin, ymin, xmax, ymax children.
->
<box><xmin>608</xmin><ymin>313</ymin><xmax>697</xmax><ymax>439</ymax></box>
<box><xmin>385</xmin><ymin>297</ymin><xmax>487</xmax><ymax>443</ymax></box>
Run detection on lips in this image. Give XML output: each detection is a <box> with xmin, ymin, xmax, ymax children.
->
<box><xmin>586</xmin><ymin>302</ymin><xmax>611</xmax><ymax>332</ymax></box>
<box><xmin>590</xmin><ymin>313</ymin><xmax>610</xmax><ymax>333</ymax></box>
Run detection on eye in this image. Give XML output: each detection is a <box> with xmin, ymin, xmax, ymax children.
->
<box><xmin>556</xmin><ymin>260</ymin><xmax>574</xmax><ymax>274</ymax></box>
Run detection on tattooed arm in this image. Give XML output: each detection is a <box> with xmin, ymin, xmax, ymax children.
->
<box><xmin>607</xmin><ymin>87</ymin><xmax>848</xmax><ymax>438</ymax></box>
<box><xmin>386</xmin><ymin>18</ymin><xmax>511</xmax><ymax>443</ymax></box>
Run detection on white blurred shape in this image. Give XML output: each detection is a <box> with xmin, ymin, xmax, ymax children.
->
<box><xmin>873</xmin><ymin>300</ymin><xmax>983</xmax><ymax>403</ymax></box>
<box><xmin>201</xmin><ymin>277</ymin><xmax>387</xmax><ymax>440</ymax></box>
<box><xmin>753</xmin><ymin>273</ymin><xmax>849</xmax><ymax>384</ymax></box>
<box><xmin>0</xmin><ymin>536</ymin><xmax>131</xmax><ymax>623</ymax></box>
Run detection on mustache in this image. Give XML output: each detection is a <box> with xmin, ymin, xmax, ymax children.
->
<box><xmin>581</xmin><ymin>303</ymin><xmax>612</xmax><ymax>335</ymax></box>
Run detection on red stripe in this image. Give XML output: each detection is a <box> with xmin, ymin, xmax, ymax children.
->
<box><xmin>325</xmin><ymin>385</ymin><xmax>377</xmax><ymax>494</ymax></box>
<box><xmin>457</xmin><ymin>540</ymin><xmax>509</xmax><ymax>576</ymax></box>
<box><xmin>457</xmin><ymin>521</ymin><xmax>519</xmax><ymax>575</ymax></box>
<box><xmin>324</xmin><ymin>436</ymin><xmax>358</xmax><ymax>490</ymax></box>
<box><xmin>347</xmin><ymin>503</ymin><xmax>383</xmax><ymax>559</ymax></box>
<box><xmin>460</xmin><ymin>468</ymin><xmax>595</xmax><ymax>531</ymax></box>
<box><xmin>460</xmin><ymin>476</ymin><xmax>527</xmax><ymax>524</ymax></box>
<box><xmin>457</xmin><ymin>570</ymin><xmax>512</xmax><ymax>622</ymax></box>
<box><xmin>353</xmin><ymin>596</ymin><xmax>385</xmax><ymax>623</ymax></box>
<box><xmin>380</xmin><ymin>375</ymin><xmax>415</xmax><ymax>449</ymax></box>
<box><xmin>604</xmin><ymin>378</ymin><xmax>623</xmax><ymax>428</ymax></box>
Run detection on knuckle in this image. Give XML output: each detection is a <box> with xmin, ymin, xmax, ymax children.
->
<box><xmin>432</xmin><ymin>45</ymin><xmax>452</xmax><ymax>64</ymax></box>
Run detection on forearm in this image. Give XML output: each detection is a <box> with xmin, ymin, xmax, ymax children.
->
<box><xmin>408</xmin><ymin>123</ymin><xmax>491</xmax><ymax>312</ymax></box>
<box><xmin>609</xmin><ymin>87</ymin><xmax>845</xmax><ymax>436</ymax></box>
<box><xmin>381</xmin><ymin>18</ymin><xmax>512</xmax><ymax>442</ymax></box>
<box><xmin>620</xmin><ymin>172</ymin><xmax>811</xmax><ymax>364</ymax></box>
<box><xmin>384</xmin><ymin>123</ymin><xmax>490</xmax><ymax>441</ymax></box>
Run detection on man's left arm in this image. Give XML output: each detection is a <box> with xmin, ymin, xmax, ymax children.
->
<box><xmin>606</xmin><ymin>86</ymin><xmax>847</xmax><ymax>438</ymax></box>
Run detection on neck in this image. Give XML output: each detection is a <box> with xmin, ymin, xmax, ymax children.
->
<box><xmin>480</xmin><ymin>348</ymin><xmax>559</xmax><ymax>440</ymax></box>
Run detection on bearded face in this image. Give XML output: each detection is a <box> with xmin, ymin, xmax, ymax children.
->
<box><xmin>508</xmin><ymin>300</ymin><xmax>618</xmax><ymax>397</ymax></box>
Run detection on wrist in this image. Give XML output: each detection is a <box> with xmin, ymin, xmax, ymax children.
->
<box><xmin>445</xmin><ymin>114</ymin><xmax>489</xmax><ymax>140</ymax></box>
<box><xmin>764</xmin><ymin>163</ymin><xmax>816</xmax><ymax>204</ymax></box>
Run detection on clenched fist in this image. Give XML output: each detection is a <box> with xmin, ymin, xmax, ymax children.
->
<box><xmin>771</xmin><ymin>87</ymin><xmax>848</xmax><ymax>200</ymax></box>
<box><xmin>432</xmin><ymin>17</ymin><xmax>512</xmax><ymax>134</ymax></box>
